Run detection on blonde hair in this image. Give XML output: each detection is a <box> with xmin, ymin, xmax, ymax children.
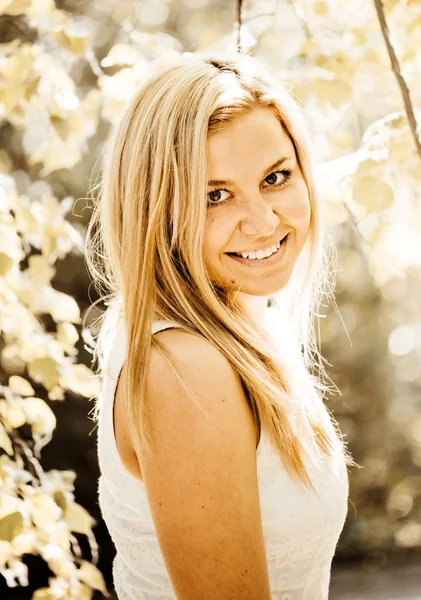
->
<box><xmin>85</xmin><ymin>52</ymin><xmax>356</xmax><ymax>493</ymax></box>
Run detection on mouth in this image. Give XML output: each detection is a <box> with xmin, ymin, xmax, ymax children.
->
<box><xmin>225</xmin><ymin>234</ymin><xmax>289</xmax><ymax>267</ymax></box>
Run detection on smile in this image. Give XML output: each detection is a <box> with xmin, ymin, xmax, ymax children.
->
<box><xmin>225</xmin><ymin>234</ymin><xmax>289</xmax><ymax>268</ymax></box>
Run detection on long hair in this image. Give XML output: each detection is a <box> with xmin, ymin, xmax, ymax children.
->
<box><xmin>85</xmin><ymin>52</ymin><xmax>356</xmax><ymax>493</ymax></box>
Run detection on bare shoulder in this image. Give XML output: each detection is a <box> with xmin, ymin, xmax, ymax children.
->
<box><xmin>144</xmin><ymin>326</ymin><xmax>258</xmax><ymax>456</ymax></box>
<box><xmin>150</xmin><ymin>325</ymin><xmax>240</xmax><ymax>389</ymax></box>
<box><xmin>133</xmin><ymin>326</ymin><xmax>271</xmax><ymax>599</ymax></box>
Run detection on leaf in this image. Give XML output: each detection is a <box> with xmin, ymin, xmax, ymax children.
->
<box><xmin>63</xmin><ymin>502</ymin><xmax>95</xmax><ymax>535</ymax></box>
<box><xmin>312</xmin><ymin>1</ymin><xmax>328</xmax><ymax>17</ymax></box>
<box><xmin>0</xmin><ymin>252</ymin><xmax>13</xmax><ymax>276</ymax></box>
<box><xmin>56</xmin><ymin>323</ymin><xmax>79</xmax><ymax>348</ymax></box>
<box><xmin>78</xmin><ymin>561</ymin><xmax>109</xmax><ymax>595</ymax></box>
<box><xmin>59</xmin><ymin>364</ymin><xmax>99</xmax><ymax>398</ymax></box>
<box><xmin>28</xmin><ymin>357</ymin><xmax>61</xmax><ymax>390</ymax></box>
<box><xmin>21</xmin><ymin>397</ymin><xmax>56</xmax><ymax>436</ymax></box>
<box><xmin>53</xmin><ymin>491</ymin><xmax>67</xmax><ymax>512</ymax></box>
<box><xmin>52</xmin><ymin>28</ymin><xmax>88</xmax><ymax>55</ymax></box>
<box><xmin>0</xmin><ymin>511</ymin><xmax>24</xmax><ymax>541</ymax></box>
<box><xmin>0</xmin><ymin>422</ymin><xmax>13</xmax><ymax>455</ymax></box>
<box><xmin>101</xmin><ymin>43</ymin><xmax>143</xmax><ymax>67</ymax></box>
<box><xmin>0</xmin><ymin>0</ymin><xmax>31</xmax><ymax>16</ymax></box>
<box><xmin>0</xmin><ymin>400</ymin><xmax>27</xmax><ymax>429</ymax></box>
<box><xmin>352</xmin><ymin>176</ymin><xmax>394</xmax><ymax>217</ymax></box>
<box><xmin>32</xmin><ymin>588</ymin><xmax>57</xmax><ymax>600</ymax></box>
<box><xmin>0</xmin><ymin>0</ymin><xmax>54</xmax><ymax>16</ymax></box>
<box><xmin>407</xmin><ymin>14</ymin><xmax>421</xmax><ymax>36</ymax></box>
<box><xmin>8</xmin><ymin>375</ymin><xmax>35</xmax><ymax>396</ymax></box>
<box><xmin>314</xmin><ymin>76</ymin><xmax>352</xmax><ymax>109</ymax></box>
<box><xmin>27</xmin><ymin>494</ymin><xmax>62</xmax><ymax>528</ymax></box>
<box><xmin>48</xmin><ymin>291</ymin><xmax>81</xmax><ymax>324</ymax></box>
<box><xmin>0</xmin><ymin>222</ymin><xmax>25</xmax><ymax>263</ymax></box>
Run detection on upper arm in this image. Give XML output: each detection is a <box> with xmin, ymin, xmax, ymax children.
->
<box><xmin>134</xmin><ymin>330</ymin><xmax>271</xmax><ymax>600</ymax></box>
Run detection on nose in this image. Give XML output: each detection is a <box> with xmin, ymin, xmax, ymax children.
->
<box><xmin>239</xmin><ymin>191</ymin><xmax>279</xmax><ymax>237</ymax></box>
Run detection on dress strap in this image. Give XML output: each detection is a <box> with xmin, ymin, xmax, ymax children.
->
<box><xmin>151</xmin><ymin>320</ymin><xmax>183</xmax><ymax>334</ymax></box>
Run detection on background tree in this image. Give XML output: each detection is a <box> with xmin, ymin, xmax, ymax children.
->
<box><xmin>0</xmin><ymin>0</ymin><xmax>420</xmax><ymax>597</ymax></box>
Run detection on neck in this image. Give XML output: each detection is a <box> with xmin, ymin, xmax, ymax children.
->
<box><xmin>236</xmin><ymin>293</ymin><xmax>269</xmax><ymax>329</ymax></box>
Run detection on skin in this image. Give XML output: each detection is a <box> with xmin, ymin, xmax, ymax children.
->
<box><xmin>204</xmin><ymin>107</ymin><xmax>311</xmax><ymax>327</ymax></box>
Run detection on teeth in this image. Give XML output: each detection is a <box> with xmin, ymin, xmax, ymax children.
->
<box><xmin>240</xmin><ymin>239</ymin><xmax>282</xmax><ymax>260</ymax></box>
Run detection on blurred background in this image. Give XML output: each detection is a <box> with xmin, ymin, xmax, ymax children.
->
<box><xmin>0</xmin><ymin>0</ymin><xmax>420</xmax><ymax>598</ymax></box>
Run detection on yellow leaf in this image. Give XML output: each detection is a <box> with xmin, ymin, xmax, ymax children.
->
<box><xmin>56</xmin><ymin>322</ymin><xmax>79</xmax><ymax>347</ymax></box>
<box><xmin>32</xmin><ymin>588</ymin><xmax>57</xmax><ymax>600</ymax></box>
<box><xmin>48</xmin><ymin>291</ymin><xmax>80</xmax><ymax>324</ymax></box>
<box><xmin>8</xmin><ymin>375</ymin><xmax>35</xmax><ymax>396</ymax></box>
<box><xmin>0</xmin><ymin>0</ymin><xmax>31</xmax><ymax>16</ymax></box>
<box><xmin>312</xmin><ymin>0</ymin><xmax>328</xmax><ymax>16</ymax></box>
<box><xmin>27</xmin><ymin>494</ymin><xmax>62</xmax><ymax>528</ymax></box>
<box><xmin>407</xmin><ymin>15</ymin><xmax>421</xmax><ymax>36</ymax></box>
<box><xmin>78</xmin><ymin>562</ymin><xmax>109</xmax><ymax>595</ymax></box>
<box><xmin>28</xmin><ymin>255</ymin><xmax>56</xmax><ymax>285</ymax></box>
<box><xmin>48</xmin><ymin>386</ymin><xmax>65</xmax><ymax>401</ymax></box>
<box><xmin>52</xmin><ymin>27</ymin><xmax>88</xmax><ymax>55</ymax></box>
<box><xmin>0</xmin><ymin>511</ymin><xmax>24</xmax><ymax>542</ymax></box>
<box><xmin>24</xmin><ymin>75</ymin><xmax>41</xmax><ymax>100</ymax></box>
<box><xmin>27</xmin><ymin>0</ymin><xmax>55</xmax><ymax>14</ymax></box>
<box><xmin>0</xmin><ymin>222</ymin><xmax>25</xmax><ymax>262</ymax></box>
<box><xmin>0</xmin><ymin>343</ymin><xmax>26</xmax><ymax>373</ymax></box>
<box><xmin>63</xmin><ymin>502</ymin><xmax>95</xmax><ymax>535</ymax></box>
<box><xmin>0</xmin><ymin>400</ymin><xmax>27</xmax><ymax>429</ymax></box>
<box><xmin>53</xmin><ymin>491</ymin><xmax>67</xmax><ymax>512</ymax></box>
<box><xmin>60</xmin><ymin>364</ymin><xmax>99</xmax><ymax>398</ymax></box>
<box><xmin>76</xmin><ymin>582</ymin><xmax>94</xmax><ymax>600</ymax></box>
<box><xmin>352</xmin><ymin>176</ymin><xmax>394</xmax><ymax>217</ymax></box>
<box><xmin>101</xmin><ymin>44</ymin><xmax>143</xmax><ymax>67</ymax></box>
<box><xmin>0</xmin><ymin>149</ymin><xmax>13</xmax><ymax>173</ymax></box>
<box><xmin>0</xmin><ymin>252</ymin><xmax>13</xmax><ymax>276</ymax></box>
<box><xmin>0</xmin><ymin>422</ymin><xmax>13</xmax><ymax>455</ymax></box>
<box><xmin>351</xmin><ymin>28</ymin><xmax>367</xmax><ymax>46</ymax></box>
<box><xmin>12</xmin><ymin>529</ymin><xmax>36</xmax><ymax>554</ymax></box>
<box><xmin>28</xmin><ymin>357</ymin><xmax>60</xmax><ymax>390</ymax></box>
<box><xmin>21</xmin><ymin>397</ymin><xmax>56</xmax><ymax>436</ymax></box>
<box><xmin>314</xmin><ymin>77</ymin><xmax>352</xmax><ymax>108</ymax></box>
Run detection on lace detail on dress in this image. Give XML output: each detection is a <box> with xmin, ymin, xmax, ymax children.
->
<box><xmin>96</xmin><ymin>316</ymin><xmax>349</xmax><ymax>599</ymax></box>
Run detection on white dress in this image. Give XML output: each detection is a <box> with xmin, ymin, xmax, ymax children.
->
<box><xmin>96</xmin><ymin>314</ymin><xmax>349</xmax><ymax>599</ymax></box>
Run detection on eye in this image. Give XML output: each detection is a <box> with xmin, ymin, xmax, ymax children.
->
<box><xmin>263</xmin><ymin>169</ymin><xmax>292</xmax><ymax>187</ymax></box>
<box><xmin>207</xmin><ymin>188</ymin><xmax>231</xmax><ymax>206</ymax></box>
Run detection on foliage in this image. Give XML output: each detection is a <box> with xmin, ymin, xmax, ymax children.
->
<box><xmin>0</xmin><ymin>0</ymin><xmax>420</xmax><ymax>596</ymax></box>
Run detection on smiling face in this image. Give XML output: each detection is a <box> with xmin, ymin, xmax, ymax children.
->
<box><xmin>203</xmin><ymin>107</ymin><xmax>311</xmax><ymax>299</ymax></box>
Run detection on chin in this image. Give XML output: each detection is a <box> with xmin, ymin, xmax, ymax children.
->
<box><xmin>240</xmin><ymin>282</ymin><xmax>289</xmax><ymax>296</ymax></box>
<box><xmin>221</xmin><ymin>275</ymin><xmax>290</xmax><ymax>297</ymax></box>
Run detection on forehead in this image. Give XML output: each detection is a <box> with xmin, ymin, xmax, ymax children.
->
<box><xmin>207</xmin><ymin>108</ymin><xmax>295</xmax><ymax>181</ymax></box>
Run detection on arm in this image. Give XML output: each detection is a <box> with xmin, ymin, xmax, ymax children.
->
<box><xmin>134</xmin><ymin>329</ymin><xmax>272</xmax><ymax>600</ymax></box>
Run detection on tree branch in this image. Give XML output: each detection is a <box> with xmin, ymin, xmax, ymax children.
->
<box><xmin>373</xmin><ymin>0</ymin><xmax>421</xmax><ymax>161</ymax></box>
<box><xmin>237</xmin><ymin>0</ymin><xmax>244</xmax><ymax>53</ymax></box>
<box><xmin>286</xmin><ymin>0</ymin><xmax>312</xmax><ymax>39</ymax></box>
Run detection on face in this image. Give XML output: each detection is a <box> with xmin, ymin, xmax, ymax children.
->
<box><xmin>203</xmin><ymin>107</ymin><xmax>311</xmax><ymax>300</ymax></box>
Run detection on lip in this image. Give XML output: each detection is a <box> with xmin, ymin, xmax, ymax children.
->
<box><xmin>225</xmin><ymin>234</ymin><xmax>289</xmax><ymax>268</ymax></box>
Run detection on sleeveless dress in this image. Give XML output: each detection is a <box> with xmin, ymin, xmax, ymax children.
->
<box><xmin>96</xmin><ymin>314</ymin><xmax>350</xmax><ymax>599</ymax></box>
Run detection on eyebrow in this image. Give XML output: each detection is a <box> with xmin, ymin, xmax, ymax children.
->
<box><xmin>207</xmin><ymin>156</ymin><xmax>292</xmax><ymax>187</ymax></box>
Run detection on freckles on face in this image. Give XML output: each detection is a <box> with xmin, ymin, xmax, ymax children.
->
<box><xmin>203</xmin><ymin>107</ymin><xmax>311</xmax><ymax>295</ymax></box>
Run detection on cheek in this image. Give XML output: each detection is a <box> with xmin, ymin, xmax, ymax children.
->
<box><xmin>285</xmin><ymin>184</ymin><xmax>311</xmax><ymax>227</ymax></box>
<box><xmin>204</xmin><ymin>214</ymin><xmax>231</xmax><ymax>260</ymax></box>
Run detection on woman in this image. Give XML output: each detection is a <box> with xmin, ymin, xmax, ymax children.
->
<box><xmin>86</xmin><ymin>52</ymin><xmax>355</xmax><ymax>599</ymax></box>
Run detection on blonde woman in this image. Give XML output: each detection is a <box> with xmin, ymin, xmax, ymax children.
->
<box><xmin>86</xmin><ymin>52</ymin><xmax>355</xmax><ymax>599</ymax></box>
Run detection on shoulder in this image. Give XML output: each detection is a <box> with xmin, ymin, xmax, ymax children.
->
<box><xmin>146</xmin><ymin>326</ymin><xmax>247</xmax><ymax>423</ymax></box>
<box><xmin>150</xmin><ymin>326</ymin><xmax>235</xmax><ymax>383</ymax></box>
<box><xmin>132</xmin><ymin>326</ymin><xmax>270</xmax><ymax>597</ymax></box>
